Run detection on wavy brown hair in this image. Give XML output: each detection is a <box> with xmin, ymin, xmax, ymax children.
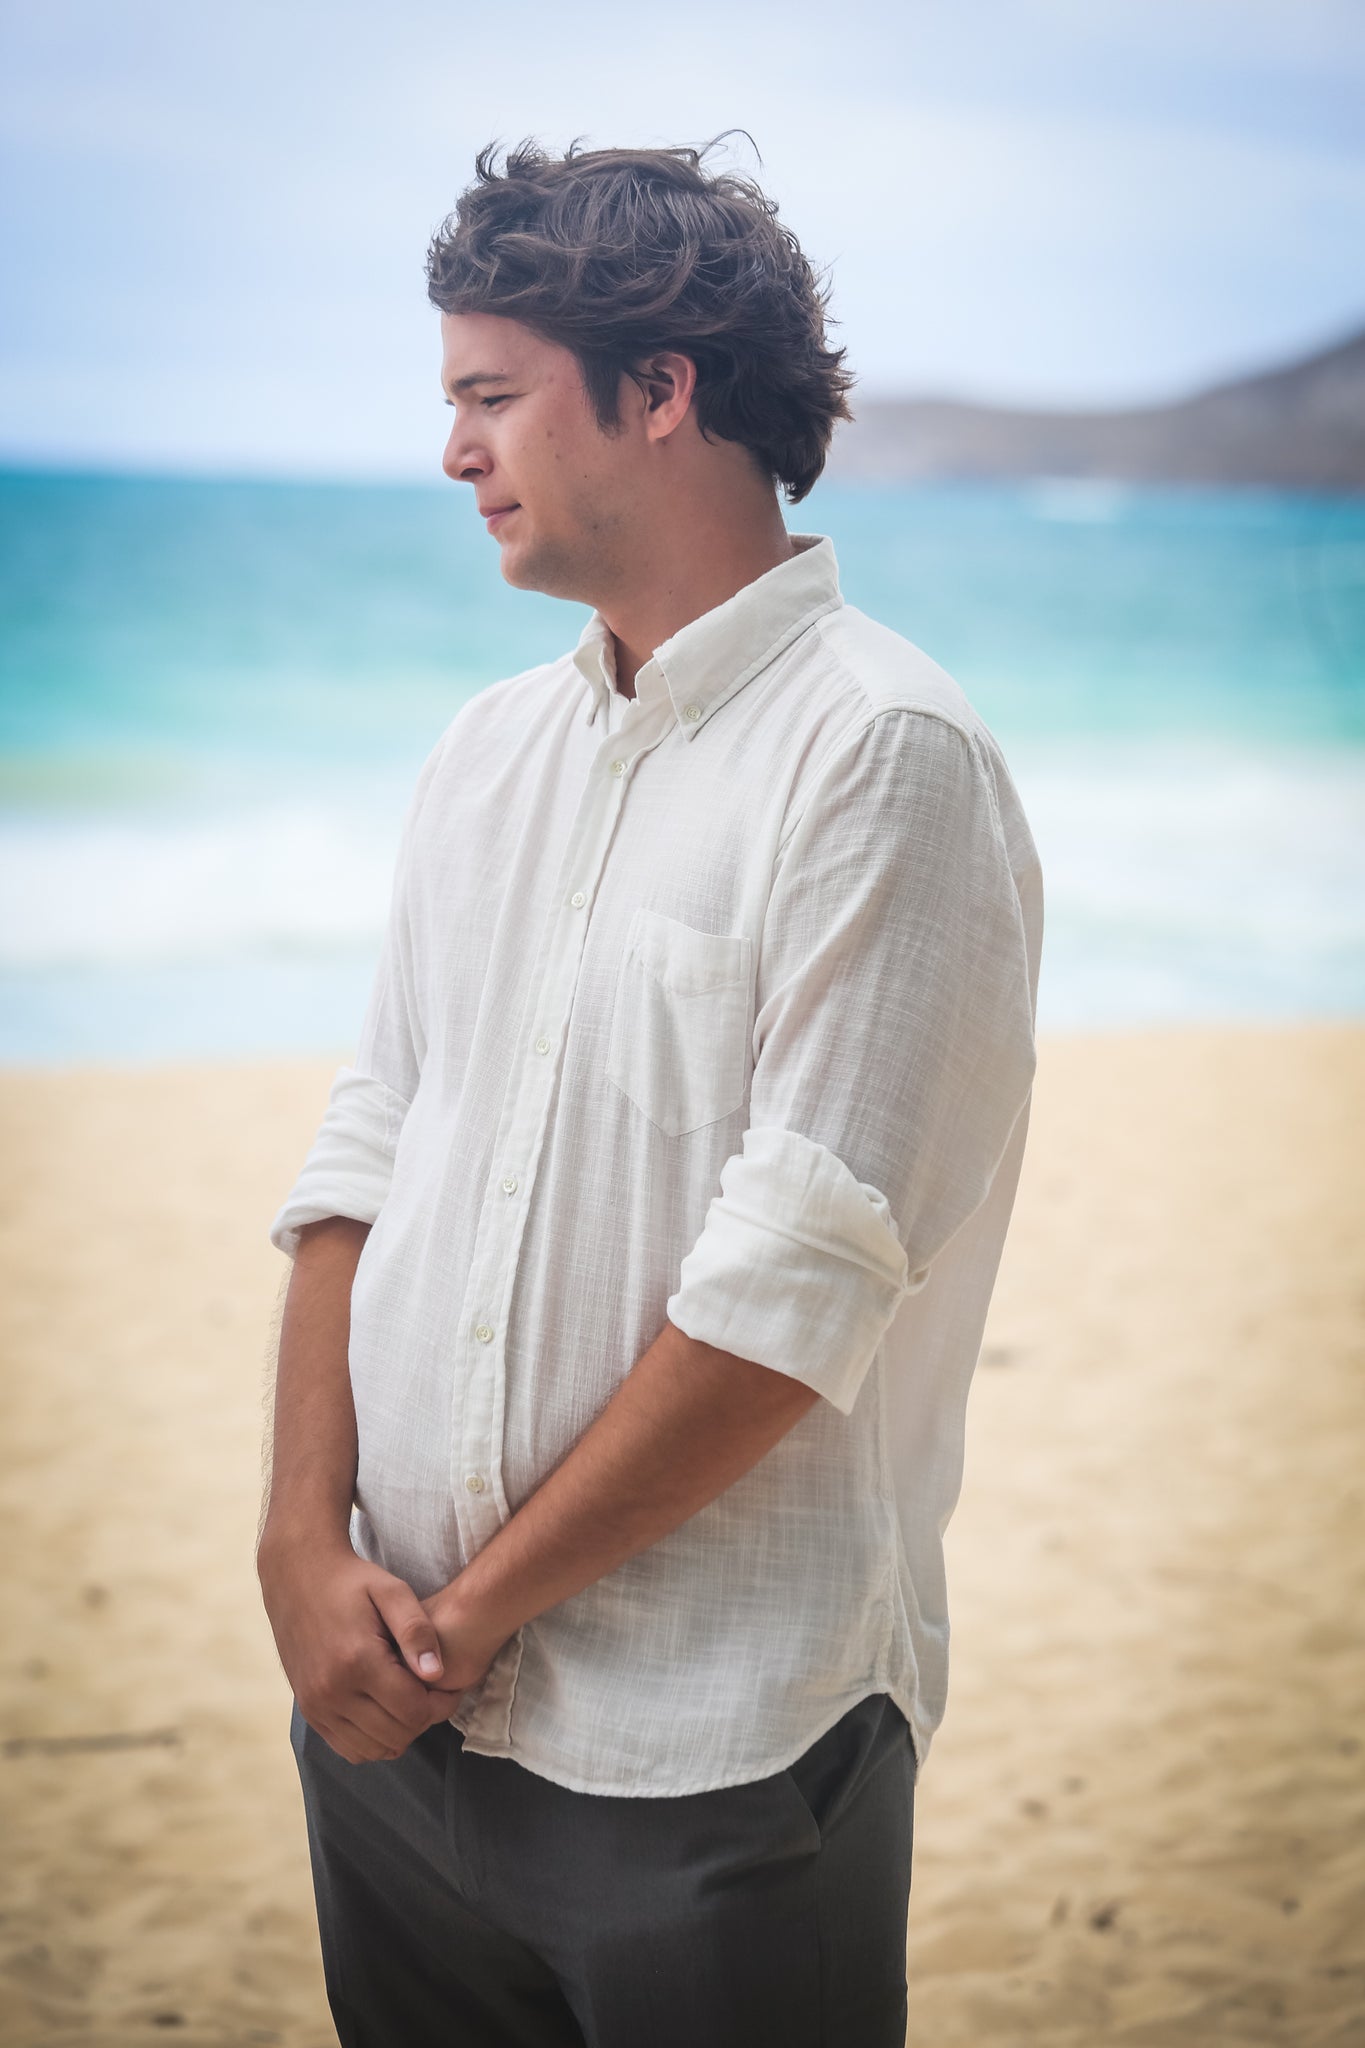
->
<box><xmin>424</xmin><ymin>132</ymin><xmax>855</xmax><ymax>505</ymax></box>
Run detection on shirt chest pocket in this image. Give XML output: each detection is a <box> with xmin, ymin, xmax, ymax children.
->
<box><xmin>606</xmin><ymin>907</ymin><xmax>755</xmax><ymax>1138</ymax></box>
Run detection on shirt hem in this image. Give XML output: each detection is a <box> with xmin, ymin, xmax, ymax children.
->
<box><xmin>448</xmin><ymin>1681</ymin><xmax>925</xmax><ymax>1798</ymax></box>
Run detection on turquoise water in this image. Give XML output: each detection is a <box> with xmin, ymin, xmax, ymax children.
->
<box><xmin>2</xmin><ymin>467</ymin><xmax>1362</xmax><ymax>1063</ymax></box>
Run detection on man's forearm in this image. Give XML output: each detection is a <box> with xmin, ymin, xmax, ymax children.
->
<box><xmin>432</xmin><ymin>1317</ymin><xmax>821</xmax><ymax>1661</ymax></box>
<box><xmin>257</xmin><ymin>1215</ymin><xmax>369</xmax><ymax>1563</ymax></box>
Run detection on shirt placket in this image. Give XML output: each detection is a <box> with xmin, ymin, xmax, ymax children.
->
<box><xmin>453</xmin><ymin>682</ymin><xmax>675</xmax><ymax>1742</ymax></box>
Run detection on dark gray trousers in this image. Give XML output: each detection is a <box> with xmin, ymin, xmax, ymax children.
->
<box><xmin>290</xmin><ymin>1688</ymin><xmax>916</xmax><ymax>2048</ymax></box>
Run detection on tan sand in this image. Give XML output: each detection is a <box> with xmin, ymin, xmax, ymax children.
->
<box><xmin>0</xmin><ymin>1024</ymin><xmax>1361</xmax><ymax>2046</ymax></box>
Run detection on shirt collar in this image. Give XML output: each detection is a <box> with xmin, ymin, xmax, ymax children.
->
<box><xmin>570</xmin><ymin>532</ymin><xmax>842</xmax><ymax>737</ymax></box>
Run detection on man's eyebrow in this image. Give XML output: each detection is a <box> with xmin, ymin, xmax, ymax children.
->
<box><xmin>442</xmin><ymin>370</ymin><xmax>515</xmax><ymax>401</ymax></box>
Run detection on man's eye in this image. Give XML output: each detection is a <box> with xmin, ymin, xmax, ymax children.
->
<box><xmin>482</xmin><ymin>395</ymin><xmax>511</xmax><ymax>408</ymax></box>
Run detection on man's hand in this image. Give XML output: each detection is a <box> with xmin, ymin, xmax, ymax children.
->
<box><xmin>258</xmin><ymin>1534</ymin><xmax>464</xmax><ymax>1764</ymax></box>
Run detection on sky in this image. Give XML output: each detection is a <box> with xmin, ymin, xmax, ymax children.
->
<box><xmin>2</xmin><ymin>0</ymin><xmax>1363</xmax><ymax>481</ymax></box>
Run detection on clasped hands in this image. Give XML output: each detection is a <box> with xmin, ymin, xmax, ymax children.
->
<box><xmin>258</xmin><ymin>1532</ymin><xmax>512</xmax><ymax>1768</ymax></box>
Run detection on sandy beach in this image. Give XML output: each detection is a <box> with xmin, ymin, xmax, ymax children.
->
<box><xmin>1</xmin><ymin>1023</ymin><xmax>1361</xmax><ymax>2047</ymax></box>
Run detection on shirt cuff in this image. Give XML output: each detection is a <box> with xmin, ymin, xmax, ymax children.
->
<box><xmin>664</xmin><ymin>1125</ymin><xmax>927</xmax><ymax>1417</ymax></box>
<box><xmin>268</xmin><ymin>1065</ymin><xmax>410</xmax><ymax>1260</ymax></box>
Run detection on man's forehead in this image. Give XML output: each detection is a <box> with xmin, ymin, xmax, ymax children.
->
<box><xmin>439</xmin><ymin>311</ymin><xmax>544</xmax><ymax>378</ymax></box>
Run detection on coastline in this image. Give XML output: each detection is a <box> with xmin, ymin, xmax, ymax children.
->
<box><xmin>1</xmin><ymin>1022</ymin><xmax>1362</xmax><ymax>2043</ymax></box>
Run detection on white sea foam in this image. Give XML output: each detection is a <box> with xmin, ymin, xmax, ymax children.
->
<box><xmin>1008</xmin><ymin>737</ymin><xmax>1365</xmax><ymax>1024</ymax></box>
<box><xmin>1</xmin><ymin>743</ymin><xmax>1361</xmax><ymax>1039</ymax></box>
<box><xmin>0</xmin><ymin>800</ymin><xmax>403</xmax><ymax>967</ymax></box>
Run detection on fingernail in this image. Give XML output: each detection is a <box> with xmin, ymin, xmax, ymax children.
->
<box><xmin>418</xmin><ymin>1652</ymin><xmax>440</xmax><ymax>1677</ymax></box>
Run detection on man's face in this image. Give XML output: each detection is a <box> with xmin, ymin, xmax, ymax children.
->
<box><xmin>439</xmin><ymin>310</ymin><xmax>640</xmax><ymax>603</ymax></box>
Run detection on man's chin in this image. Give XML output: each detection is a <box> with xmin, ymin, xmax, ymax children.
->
<box><xmin>498</xmin><ymin>548</ymin><xmax>540</xmax><ymax>593</ymax></box>
<box><xmin>494</xmin><ymin>528</ymin><xmax>536</xmax><ymax>586</ymax></box>
<box><xmin>498</xmin><ymin>536</ymin><xmax>582</xmax><ymax>604</ymax></box>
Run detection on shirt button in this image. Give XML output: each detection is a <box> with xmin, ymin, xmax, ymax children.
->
<box><xmin>683</xmin><ymin>702</ymin><xmax>701</xmax><ymax>722</ymax></box>
<box><xmin>464</xmin><ymin>1473</ymin><xmax>487</xmax><ymax>1495</ymax></box>
<box><xmin>474</xmin><ymin>1323</ymin><xmax>494</xmax><ymax>1343</ymax></box>
<box><xmin>535</xmin><ymin>1034</ymin><xmax>550</xmax><ymax>1054</ymax></box>
<box><xmin>570</xmin><ymin>890</ymin><xmax>586</xmax><ymax>908</ymax></box>
<box><xmin>501</xmin><ymin>1174</ymin><xmax>518</xmax><ymax>1195</ymax></box>
<box><xmin>609</xmin><ymin>758</ymin><xmax>625</xmax><ymax>776</ymax></box>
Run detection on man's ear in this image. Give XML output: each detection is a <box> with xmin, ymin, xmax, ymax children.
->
<box><xmin>635</xmin><ymin>352</ymin><xmax>697</xmax><ymax>440</ymax></box>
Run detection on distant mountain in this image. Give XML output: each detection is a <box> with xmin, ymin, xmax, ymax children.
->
<box><xmin>824</xmin><ymin>323</ymin><xmax>1365</xmax><ymax>493</ymax></box>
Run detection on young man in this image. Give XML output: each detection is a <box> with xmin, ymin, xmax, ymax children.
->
<box><xmin>259</xmin><ymin>136</ymin><xmax>1043</xmax><ymax>2048</ymax></box>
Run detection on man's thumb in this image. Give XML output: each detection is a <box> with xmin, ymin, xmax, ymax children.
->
<box><xmin>372</xmin><ymin>1581</ymin><xmax>444</xmax><ymax>1682</ymax></box>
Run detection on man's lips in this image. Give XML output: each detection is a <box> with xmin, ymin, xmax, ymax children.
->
<box><xmin>483</xmin><ymin>504</ymin><xmax>519</xmax><ymax>530</ymax></box>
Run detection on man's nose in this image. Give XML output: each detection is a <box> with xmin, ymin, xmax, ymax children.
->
<box><xmin>442</xmin><ymin>423</ymin><xmax>490</xmax><ymax>485</ymax></box>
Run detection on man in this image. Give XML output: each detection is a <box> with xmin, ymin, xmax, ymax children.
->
<box><xmin>259</xmin><ymin>134</ymin><xmax>1043</xmax><ymax>2048</ymax></box>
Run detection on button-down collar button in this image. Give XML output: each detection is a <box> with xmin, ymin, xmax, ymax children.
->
<box><xmin>501</xmin><ymin>1174</ymin><xmax>518</xmax><ymax>1195</ymax></box>
<box><xmin>534</xmin><ymin>1034</ymin><xmax>550</xmax><ymax>1054</ymax></box>
<box><xmin>474</xmin><ymin>1323</ymin><xmax>494</xmax><ymax>1343</ymax></box>
<box><xmin>464</xmin><ymin>1472</ymin><xmax>487</xmax><ymax>1494</ymax></box>
<box><xmin>683</xmin><ymin>702</ymin><xmax>702</xmax><ymax>722</ymax></box>
<box><xmin>609</xmin><ymin>758</ymin><xmax>625</xmax><ymax>775</ymax></box>
<box><xmin>570</xmin><ymin>890</ymin><xmax>586</xmax><ymax>908</ymax></box>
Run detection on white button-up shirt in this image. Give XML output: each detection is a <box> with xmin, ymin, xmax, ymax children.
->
<box><xmin>269</xmin><ymin>531</ymin><xmax>1043</xmax><ymax>1796</ymax></box>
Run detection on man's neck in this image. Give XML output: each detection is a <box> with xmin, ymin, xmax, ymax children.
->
<box><xmin>605</xmin><ymin>516</ymin><xmax>798</xmax><ymax>700</ymax></box>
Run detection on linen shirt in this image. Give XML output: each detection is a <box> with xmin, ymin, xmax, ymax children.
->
<box><xmin>268</xmin><ymin>530</ymin><xmax>1044</xmax><ymax>1797</ymax></box>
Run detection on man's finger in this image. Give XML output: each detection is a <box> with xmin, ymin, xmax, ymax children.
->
<box><xmin>368</xmin><ymin>1576</ymin><xmax>446</xmax><ymax>1682</ymax></box>
<box><xmin>354</xmin><ymin>1688</ymin><xmax>426</xmax><ymax>1754</ymax></box>
<box><xmin>325</xmin><ymin>1710</ymin><xmax>398</xmax><ymax>1766</ymax></box>
<box><xmin>420</xmin><ymin>1684</ymin><xmax>464</xmax><ymax>1728</ymax></box>
<box><xmin>361</xmin><ymin>1648</ymin><xmax>448</xmax><ymax>1732</ymax></box>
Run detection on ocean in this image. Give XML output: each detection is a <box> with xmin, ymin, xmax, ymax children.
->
<box><xmin>1</xmin><ymin>467</ymin><xmax>1361</xmax><ymax>1064</ymax></box>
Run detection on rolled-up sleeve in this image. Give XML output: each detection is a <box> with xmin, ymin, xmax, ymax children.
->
<box><xmin>665</xmin><ymin>709</ymin><xmax>1040</xmax><ymax>1415</ymax></box>
<box><xmin>268</xmin><ymin>730</ymin><xmax>447</xmax><ymax>1261</ymax></box>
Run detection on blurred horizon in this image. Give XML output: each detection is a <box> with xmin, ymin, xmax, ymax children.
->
<box><xmin>2</xmin><ymin>306</ymin><xmax>1364</xmax><ymax>495</ymax></box>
